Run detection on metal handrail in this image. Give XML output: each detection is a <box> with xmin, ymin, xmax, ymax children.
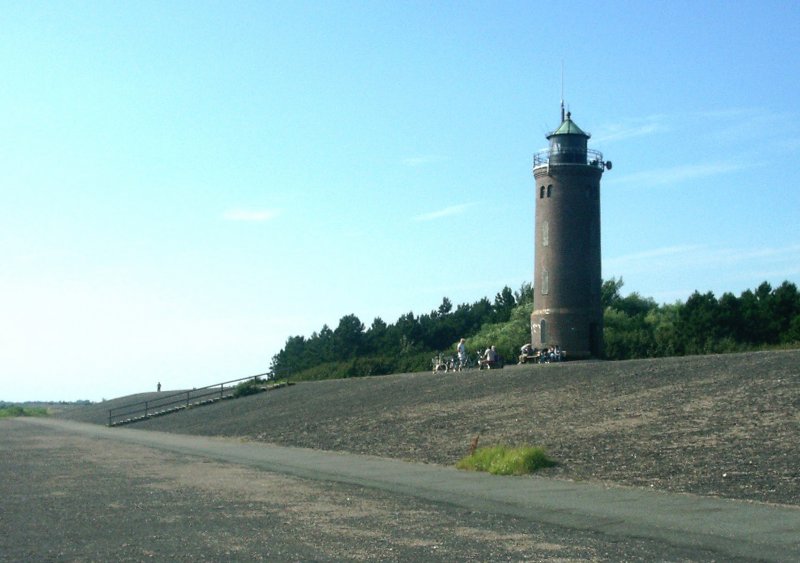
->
<box><xmin>533</xmin><ymin>148</ymin><xmax>605</xmax><ymax>168</ymax></box>
<box><xmin>108</xmin><ymin>372</ymin><xmax>270</xmax><ymax>426</ymax></box>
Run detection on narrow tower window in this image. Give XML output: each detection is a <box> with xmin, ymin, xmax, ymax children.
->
<box><xmin>539</xmin><ymin>185</ymin><xmax>545</xmax><ymax>199</ymax></box>
<box><xmin>542</xmin><ymin>221</ymin><xmax>549</xmax><ymax>247</ymax></box>
<box><xmin>541</xmin><ymin>270</ymin><xmax>549</xmax><ymax>295</ymax></box>
<box><xmin>540</xmin><ymin>319</ymin><xmax>547</xmax><ymax>345</ymax></box>
<box><xmin>547</xmin><ymin>185</ymin><xmax>552</xmax><ymax>198</ymax></box>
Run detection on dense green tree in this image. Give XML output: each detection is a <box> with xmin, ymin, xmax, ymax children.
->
<box><xmin>601</xmin><ymin>277</ymin><xmax>625</xmax><ymax>308</ymax></box>
<box><xmin>788</xmin><ymin>314</ymin><xmax>800</xmax><ymax>343</ymax></box>
<box><xmin>493</xmin><ymin>286</ymin><xmax>516</xmax><ymax>323</ymax></box>
<box><xmin>471</xmin><ymin>297</ymin><xmax>493</xmax><ymax>329</ymax></box>
<box><xmin>391</xmin><ymin>312</ymin><xmax>423</xmax><ymax>355</ymax></box>
<box><xmin>772</xmin><ymin>282</ymin><xmax>800</xmax><ymax>343</ymax></box>
<box><xmin>616</xmin><ymin>292</ymin><xmax>658</xmax><ymax>318</ymax></box>
<box><xmin>420</xmin><ymin>310</ymin><xmax>459</xmax><ymax>352</ymax></box>
<box><xmin>365</xmin><ymin>317</ymin><xmax>388</xmax><ymax>355</ymax></box>
<box><xmin>514</xmin><ymin>282</ymin><xmax>533</xmax><ymax>307</ymax></box>
<box><xmin>716</xmin><ymin>292</ymin><xmax>742</xmax><ymax>343</ymax></box>
<box><xmin>604</xmin><ymin>308</ymin><xmax>653</xmax><ymax>360</ymax></box>
<box><xmin>437</xmin><ymin>297</ymin><xmax>453</xmax><ymax>316</ymax></box>
<box><xmin>739</xmin><ymin>284</ymin><xmax>774</xmax><ymax>344</ymax></box>
<box><xmin>678</xmin><ymin>291</ymin><xmax>721</xmax><ymax>354</ymax></box>
<box><xmin>271</xmin><ymin>334</ymin><xmax>311</xmax><ymax>376</ymax></box>
<box><xmin>601</xmin><ymin>279</ymin><xmax>660</xmax><ymax>360</ymax></box>
<box><xmin>332</xmin><ymin>314</ymin><xmax>365</xmax><ymax>360</ymax></box>
<box><xmin>646</xmin><ymin>303</ymin><xmax>682</xmax><ymax>358</ymax></box>
<box><xmin>303</xmin><ymin>325</ymin><xmax>334</xmax><ymax>364</ymax></box>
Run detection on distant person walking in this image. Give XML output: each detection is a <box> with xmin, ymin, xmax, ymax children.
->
<box><xmin>157</xmin><ymin>382</ymin><xmax>161</xmax><ymax>392</ymax></box>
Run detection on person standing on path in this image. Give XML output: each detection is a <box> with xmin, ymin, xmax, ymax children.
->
<box><xmin>456</xmin><ymin>338</ymin><xmax>467</xmax><ymax>370</ymax></box>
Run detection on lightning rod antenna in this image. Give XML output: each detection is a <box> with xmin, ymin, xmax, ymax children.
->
<box><xmin>560</xmin><ymin>60</ymin><xmax>565</xmax><ymax>122</ymax></box>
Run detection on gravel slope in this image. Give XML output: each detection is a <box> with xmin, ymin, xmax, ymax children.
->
<box><xmin>59</xmin><ymin>350</ymin><xmax>800</xmax><ymax>506</ymax></box>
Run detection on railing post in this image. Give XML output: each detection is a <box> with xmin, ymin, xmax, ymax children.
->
<box><xmin>220</xmin><ymin>383</ymin><xmax>223</xmax><ymax>399</ymax></box>
<box><xmin>186</xmin><ymin>391</ymin><xmax>190</xmax><ymax>408</ymax></box>
<box><xmin>144</xmin><ymin>401</ymin><xmax>148</xmax><ymax>418</ymax></box>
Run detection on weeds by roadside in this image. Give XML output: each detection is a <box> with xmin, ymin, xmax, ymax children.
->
<box><xmin>457</xmin><ymin>445</ymin><xmax>556</xmax><ymax>475</ymax></box>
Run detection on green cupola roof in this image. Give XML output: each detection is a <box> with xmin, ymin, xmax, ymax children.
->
<box><xmin>548</xmin><ymin>111</ymin><xmax>590</xmax><ymax>138</ymax></box>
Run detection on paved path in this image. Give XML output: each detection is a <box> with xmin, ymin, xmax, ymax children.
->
<box><xmin>21</xmin><ymin>418</ymin><xmax>800</xmax><ymax>562</ymax></box>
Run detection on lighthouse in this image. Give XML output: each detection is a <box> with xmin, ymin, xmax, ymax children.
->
<box><xmin>531</xmin><ymin>108</ymin><xmax>610</xmax><ymax>359</ymax></box>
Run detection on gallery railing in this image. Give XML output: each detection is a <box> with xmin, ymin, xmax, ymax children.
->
<box><xmin>532</xmin><ymin>148</ymin><xmax>605</xmax><ymax>168</ymax></box>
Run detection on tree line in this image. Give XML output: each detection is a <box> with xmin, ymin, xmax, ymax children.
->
<box><xmin>602</xmin><ymin>279</ymin><xmax>800</xmax><ymax>359</ymax></box>
<box><xmin>269</xmin><ymin>279</ymin><xmax>800</xmax><ymax>380</ymax></box>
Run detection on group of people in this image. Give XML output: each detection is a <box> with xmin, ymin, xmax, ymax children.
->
<box><xmin>518</xmin><ymin>343</ymin><xmax>564</xmax><ymax>364</ymax></box>
<box><xmin>436</xmin><ymin>339</ymin><xmax>564</xmax><ymax>374</ymax></box>
<box><xmin>460</xmin><ymin>339</ymin><xmax>503</xmax><ymax>370</ymax></box>
<box><xmin>431</xmin><ymin>340</ymin><xmax>502</xmax><ymax>372</ymax></box>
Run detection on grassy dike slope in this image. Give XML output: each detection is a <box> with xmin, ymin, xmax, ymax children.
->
<box><xmin>59</xmin><ymin>350</ymin><xmax>800</xmax><ymax>506</ymax></box>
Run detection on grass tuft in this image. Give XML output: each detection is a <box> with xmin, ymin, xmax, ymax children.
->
<box><xmin>456</xmin><ymin>445</ymin><xmax>556</xmax><ymax>475</ymax></box>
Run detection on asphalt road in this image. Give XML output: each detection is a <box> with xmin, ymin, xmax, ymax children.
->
<box><xmin>5</xmin><ymin>417</ymin><xmax>799</xmax><ymax>562</ymax></box>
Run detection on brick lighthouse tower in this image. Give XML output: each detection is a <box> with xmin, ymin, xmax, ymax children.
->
<box><xmin>531</xmin><ymin>106</ymin><xmax>611</xmax><ymax>359</ymax></box>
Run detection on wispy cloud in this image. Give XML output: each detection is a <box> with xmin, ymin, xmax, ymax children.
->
<box><xmin>606</xmin><ymin>243</ymin><xmax>800</xmax><ymax>303</ymax></box>
<box><xmin>412</xmin><ymin>203</ymin><xmax>474</xmax><ymax>222</ymax></box>
<box><xmin>782</xmin><ymin>137</ymin><xmax>800</xmax><ymax>152</ymax></box>
<box><xmin>597</xmin><ymin>108</ymin><xmax>798</xmax><ymax>150</ymax></box>
<box><xmin>695</xmin><ymin>107</ymin><xmax>797</xmax><ymax>144</ymax></box>
<box><xmin>608</xmin><ymin>245</ymin><xmax>705</xmax><ymax>263</ymax></box>
<box><xmin>605</xmin><ymin>245</ymin><xmax>707</xmax><ymax>274</ymax></box>
<box><xmin>593</xmin><ymin>115</ymin><xmax>669</xmax><ymax>143</ymax></box>
<box><xmin>402</xmin><ymin>155</ymin><xmax>445</xmax><ymax>167</ymax></box>
<box><xmin>606</xmin><ymin>243</ymin><xmax>800</xmax><ymax>276</ymax></box>
<box><xmin>609</xmin><ymin>160</ymin><xmax>757</xmax><ymax>188</ymax></box>
<box><xmin>223</xmin><ymin>209</ymin><xmax>280</xmax><ymax>222</ymax></box>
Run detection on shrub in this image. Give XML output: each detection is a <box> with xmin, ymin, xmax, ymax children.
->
<box><xmin>290</xmin><ymin>352</ymin><xmax>433</xmax><ymax>382</ymax></box>
<box><xmin>456</xmin><ymin>445</ymin><xmax>556</xmax><ymax>475</ymax></box>
<box><xmin>233</xmin><ymin>379</ymin><xmax>265</xmax><ymax>398</ymax></box>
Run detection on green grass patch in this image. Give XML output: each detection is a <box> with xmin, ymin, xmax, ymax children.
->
<box><xmin>456</xmin><ymin>445</ymin><xmax>556</xmax><ymax>475</ymax></box>
<box><xmin>0</xmin><ymin>406</ymin><xmax>49</xmax><ymax>418</ymax></box>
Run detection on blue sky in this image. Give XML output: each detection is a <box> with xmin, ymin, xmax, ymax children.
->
<box><xmin>2</xmin><ymin>1</ymin><xmax>799</xmax><ymax>402</ymax></box>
